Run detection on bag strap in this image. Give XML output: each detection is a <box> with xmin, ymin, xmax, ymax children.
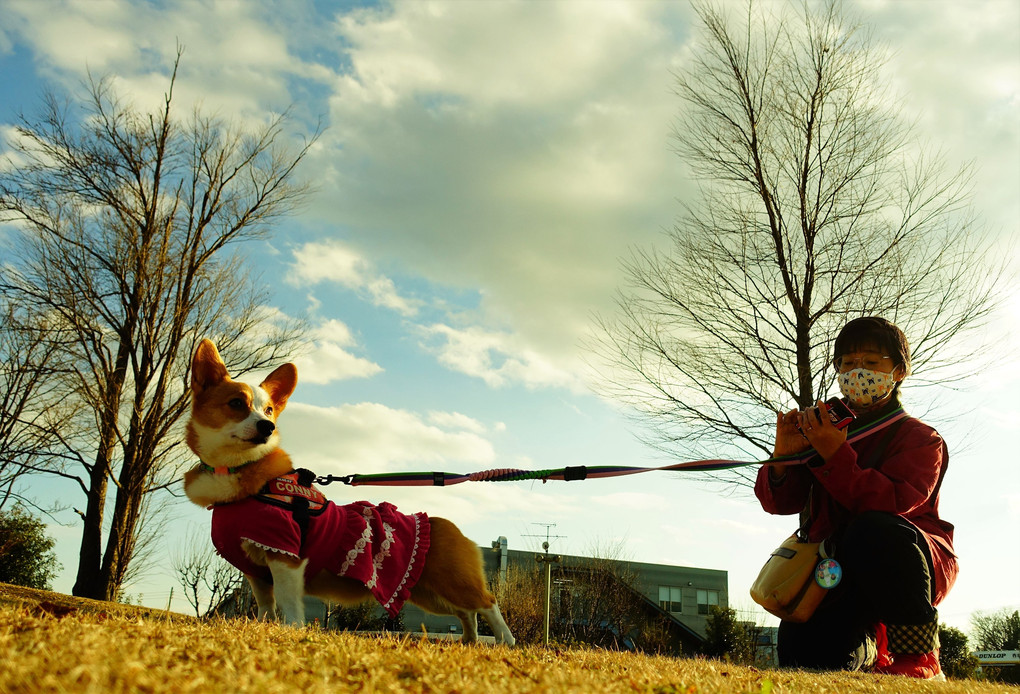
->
<box><xmin>797</xmin><ymin>491</ymin><xmax>812</xmax><ymax>542</ymax></box>
<box><xmin>861</xmin><ymin>416</ymin><xmax>906</xmax><ymax>471</ymax></box>
<box><xmin>867</xmin><ymin>417</ymin><xmax>946</xmax><ymax>509</ymax></box>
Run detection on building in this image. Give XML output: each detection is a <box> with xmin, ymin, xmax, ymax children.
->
<box><xmin>399</xmin><ymin>536</ymin><xmax>727</xmax><ymax>651</ymax></box>
<box><xmin>214</xmin><ymin>535</ymin><xmax>728</xmax><ymax>653</ymax></box>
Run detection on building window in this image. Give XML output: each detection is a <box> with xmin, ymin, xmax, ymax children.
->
<box><xmin>658</xmin><ymin>585</ymin><xmax>682</xmax><ymax>614</ymax></box>
<box><xmin>697</xmin><ymin>589</ymin><xmax>720</xmax><ymax>615</ymax></box>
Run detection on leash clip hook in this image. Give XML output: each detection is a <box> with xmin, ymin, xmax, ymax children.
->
<box><xmin>316</xmin><ymin>474</ymin><xmax>355</xmax><ymax>486</ymax></box>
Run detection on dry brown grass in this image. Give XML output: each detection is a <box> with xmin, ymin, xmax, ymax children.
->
<box><xmin>0</xmin><ymin>585</ymin><xmax>1015</xmax><ymax>693</ymax></box>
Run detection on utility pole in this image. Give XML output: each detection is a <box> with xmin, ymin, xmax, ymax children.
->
<box><xmin>524</xmin><ymin>523</ymin><xmax>564</xmax><ymax>646</ymax></box>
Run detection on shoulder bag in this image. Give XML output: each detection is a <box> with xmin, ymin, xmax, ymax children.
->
<box><xmin>750</xmin><ymin>416</ymin><xmax>906</xmax><ymax>622</ymax></box>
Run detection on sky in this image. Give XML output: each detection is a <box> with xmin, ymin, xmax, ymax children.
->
<box><xmin>0</xmin><ymin>0</ymin><xmax>1017</xmax><ymax>637</ymax></box>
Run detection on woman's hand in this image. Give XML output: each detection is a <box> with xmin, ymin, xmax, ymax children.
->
<box><xmin>769</xmin><ymin>409</ymin><xmax>810</xmax><ymax>479</ymax></box>
<box><xmin>773</xmin><ymin>409</ymin><xmax>810</xmax><ymax>457</ymax></box>
<box><xmin>797</xmin><ymin>400</ymin><xmax>847</xmax><ymax>462</ymax></box>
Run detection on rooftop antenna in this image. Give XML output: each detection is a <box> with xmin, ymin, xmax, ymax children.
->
<box><xmin>523</xmin><ymin>523</ymin><xmax>565</xmax><ymax>646</ymax></box>
<box><xmin>523</xmin><ymin>522</ymin><xmax>566</xmax><ymax>551</ymax></box>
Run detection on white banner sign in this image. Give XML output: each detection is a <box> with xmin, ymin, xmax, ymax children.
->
<box><xmin>974</xmin><ymin>650</ymin><xmax>1020</xmax><ymax>665</ymax></box>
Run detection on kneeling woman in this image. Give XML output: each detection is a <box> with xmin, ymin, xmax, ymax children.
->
<box><xmin>755</xmin><ymin>317</ymin><xmax>957</xmax><ymax>679</ymax></box>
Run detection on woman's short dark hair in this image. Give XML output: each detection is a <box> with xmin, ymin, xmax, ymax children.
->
<box><xmin>832</xmin><ymin>317</ymin><xmax>911</xmax><ymax>376</ymax></box>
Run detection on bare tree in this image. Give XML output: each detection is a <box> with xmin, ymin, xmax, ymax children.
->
<box><xmin>490</xmin><ymin>563</ymin><xmax>547</xmax><ymax>645</ymax></box>
<box><xmin>0</xmin><ymin>49</ymin><xmax>315</xmax><ymax>600</ymax></box>
<box><xmin>972</xmin><ymin>609</ymin><xmax>1020</xmax><ymax>651</ymax></box>
<box><xmin>556</xmin><ymin>556</ymin><xmax>649</xmax><ymax>649</ymax></box>
<box><xmin>171</xmin><ymin>530</ymin><xmax>244</xmax><ymax>618</ymax></box>
<box><xmin>595</xmin><ymin>0</ymin><xmax>1002</xmax><ymax>485</ymax></box>
<box><xmin>492</xmin><ymin>547</ymin><xmax>680</xmax><ymax>652</ymax></box>
<box><xmin>0</xmin><ymin>302</ymin><xmax>85</xmax><ymax>514</ymax></box>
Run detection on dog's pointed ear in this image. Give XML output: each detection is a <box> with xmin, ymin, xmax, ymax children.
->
<box><xmin>260</xmin><ymin>363</ymin><xmax>298</xmax><ymax>413</ymax></box>
<box><xmin>191</xmin><ymin>339</ymin><xmax>229</xmax><ymax>393</ymax></box>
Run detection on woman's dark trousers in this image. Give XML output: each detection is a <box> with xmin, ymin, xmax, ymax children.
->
<box><xmin>776</xmin><ymin>510</ymin><xmax>938</xmax><ymax>670</ymax></box>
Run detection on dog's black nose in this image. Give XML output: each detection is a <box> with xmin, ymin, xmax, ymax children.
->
<box><xmin>256</xmin><ymin>419</ymin><xmax>275</xmax><ymax>438</ymax></box>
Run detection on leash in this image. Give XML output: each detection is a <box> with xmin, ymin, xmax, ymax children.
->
<box><xmin>316</xmin><ymin>407</ymin><xmax>909</xmax><ymax>488</ymax></box>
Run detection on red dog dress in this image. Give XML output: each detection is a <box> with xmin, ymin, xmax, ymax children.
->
<box><xmin>210</xmin><ymin>473</ymin><xmax>431</xmax><ymax>617</ymax></box>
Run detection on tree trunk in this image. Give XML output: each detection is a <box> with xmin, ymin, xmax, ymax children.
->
<box><xmin>72</xmin><ymin>345</ymin><xmax>131</xmax><ymax>600</ymax></box>
<box><xmin>71</xmin><ymin>448</ymin><xmax>110</xmax><ymax>599</ymax></box>
<box><xmin>795</xmin><ymin>321</ymin><xmax>814</xmax><ymax>410</ymax></box>
<box><xmin>100</xmin><ymin>480</ymin><xmax>143</xmax><ymax>600</ymax></box>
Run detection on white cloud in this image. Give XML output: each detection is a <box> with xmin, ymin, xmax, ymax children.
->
<box><xmin>0</xmin><ymin>22</ymin><xmax>12</xmax><ymax>55</ymax></box>
<box><xmin>704</xmin><ymin>517</ymin><xmax>777</xmax><ymax>537</ymax></box>
<box><xmin>427</xmin><ymin>411</ymin><xmax>489</xmax><ymax>435</ymax></box>
<box><xmin>303</xmin><ymin>0</ymin><xmax>694</xmax><ymax>380</ymax></box>
<box><xmin>206</xmin><ymin>312</ymin><xmax>379</xmax><ymax>388</ymax></box>
<box><xmin>421</xmin><ymin>323</ymin><xmax>580</xmax><ymax>391</ymax></box>
<box><xmin>3</xmin><ymin>0</ymin><xmax>333</xmax><ymax>123</ymax></box>
<box><xmin>16</xmin><ymin>0</ymin><xmax>139</xmax><ymax>73</ymax></box>
<box><xmin>289</xmin><ymin>240</ymin><xmax>421</xmax><ymax>317</ymax></box>
<box><xmin>2</xmin><ymin>0</ymin><xmax>691</xmax><ymax>397</ymax></box>
<box><xmin>313</xmin><ymin>318</ymin><xmax>356</xmax><ymax>346</ymax></box>
<box><xmin>290</xmin><ymin>318</ymin><xmax>382</xmax><ymax>385</ymax></box>
<box><xmin>0</xmin><ymin>125</ymin><xmax>35</xmax><ymax>171</ymax></box>
<box><xmin>245</xmin><ymin>399</ymin><xmax>565</xmax><ymax>531</ymax></box>
<box><xmin>1007</xmin><ymin>493</ymin><xmax>1020</xmax><ymax>519</ymax></box>
<box><xmin>292</xmin><ymin>341</ymin><xmax>381</xmax><ymax>385</ymax></box>
<box><xmin>296</xmin><ymin>0</ymin><xmax>1020</xmax><ymax>407</ymax></box>
<box><xmin>854</xmin><ymin>0</ymin><xmax>1020</xmax><ymax>237</ymax></box>
<box><xmin>333</xmin><ymin>1</ymin><xmax>673</xmax><ymax>111</ymax></box>
<box><xmin>282</xmin><ymin>401</ymin><xmax>496</xmax><ymax>475</ymax></box>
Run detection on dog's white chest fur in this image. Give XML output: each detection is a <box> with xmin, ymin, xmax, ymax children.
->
<box><xmin>185</xmin><ymin>472</ymin><xmax>242</xmax><ymax>506</ymax></box>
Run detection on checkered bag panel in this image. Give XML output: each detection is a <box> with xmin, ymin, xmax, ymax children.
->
<box><xmin>886</xmin><ymin>619</ymin><xmax>940</xmax><ymax>655</ymax></box>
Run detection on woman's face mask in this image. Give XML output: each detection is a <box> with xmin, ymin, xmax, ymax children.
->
<box><xmin>838</xmin><ymin>368</ymin><xmax>898</xmax><ymax>408</ymax></box>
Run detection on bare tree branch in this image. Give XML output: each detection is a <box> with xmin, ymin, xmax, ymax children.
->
<box><xmin>170</xmin><ymin>528</ymin><xmax>244</xmax><ymax>618</ymax></box>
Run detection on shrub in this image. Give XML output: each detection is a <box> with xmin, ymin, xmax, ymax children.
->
<box><xmin>702</xmin><ymin>606</ymin><xmax>759</xmax><ymax>664</ymax></box>
<box><xmin>0</xmin><ymin>505</ymin><xmax>61</xmax><ymax>589</ymax></box>
<box><xmin>939</xmin><ymin>624</ymin><xmax>979</xmax><ymax>680</ymax></box>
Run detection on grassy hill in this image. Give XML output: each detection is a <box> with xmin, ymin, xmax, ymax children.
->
<box><xmin>0</xmin><ymin>583</ymin><xmax>1013</xmax><ymax>693</ymax></box>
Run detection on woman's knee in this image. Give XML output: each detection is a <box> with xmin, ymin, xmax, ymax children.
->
<box><xmin>842</xmin><ymin>511</ymin><xmax>917</xmax><ymax>551</ymax></box>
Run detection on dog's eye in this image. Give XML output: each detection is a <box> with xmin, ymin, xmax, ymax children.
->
<box><xmin>228</xmin><ymin>398</ymin><xmax>246</xmax><ymax>410</ymax></box>
<box><xmin>264</xmin><ymin>406</ymin><xmax>273</xmax><ymax>416</ymax></box>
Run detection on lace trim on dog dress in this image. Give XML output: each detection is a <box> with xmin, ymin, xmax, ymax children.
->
<box><xmin>239</xmin><ymin>536</ymin><xmax>300</xmax><ymax>560</ymax></box>
<box><xmin>335</xmin><ymin>501</ymin><xmax>431</xmax><ymax>616</ymax></box>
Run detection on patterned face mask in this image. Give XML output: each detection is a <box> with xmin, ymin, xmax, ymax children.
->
<box><xmin>838</xmin><ymin>368</ymin><xmax>897</xmax><ymax>408</ymax></box>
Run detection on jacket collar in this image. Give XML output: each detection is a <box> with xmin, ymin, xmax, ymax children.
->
<box><xmin>847</xmin><ymin>392</ymin><xmax>906</xmax><ymax>433</ymax></box>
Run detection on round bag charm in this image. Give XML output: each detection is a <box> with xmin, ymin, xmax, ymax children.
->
<box><xmin>815</xmin><ymin>558</ymin><xmax>842</xmax><ymax>589</ymax></box>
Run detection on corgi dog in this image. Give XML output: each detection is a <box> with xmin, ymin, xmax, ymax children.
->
<box><xmin>183</xmin><ymin>339</ymin><xmax>515</xmax><ymax>645</ymax></box>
